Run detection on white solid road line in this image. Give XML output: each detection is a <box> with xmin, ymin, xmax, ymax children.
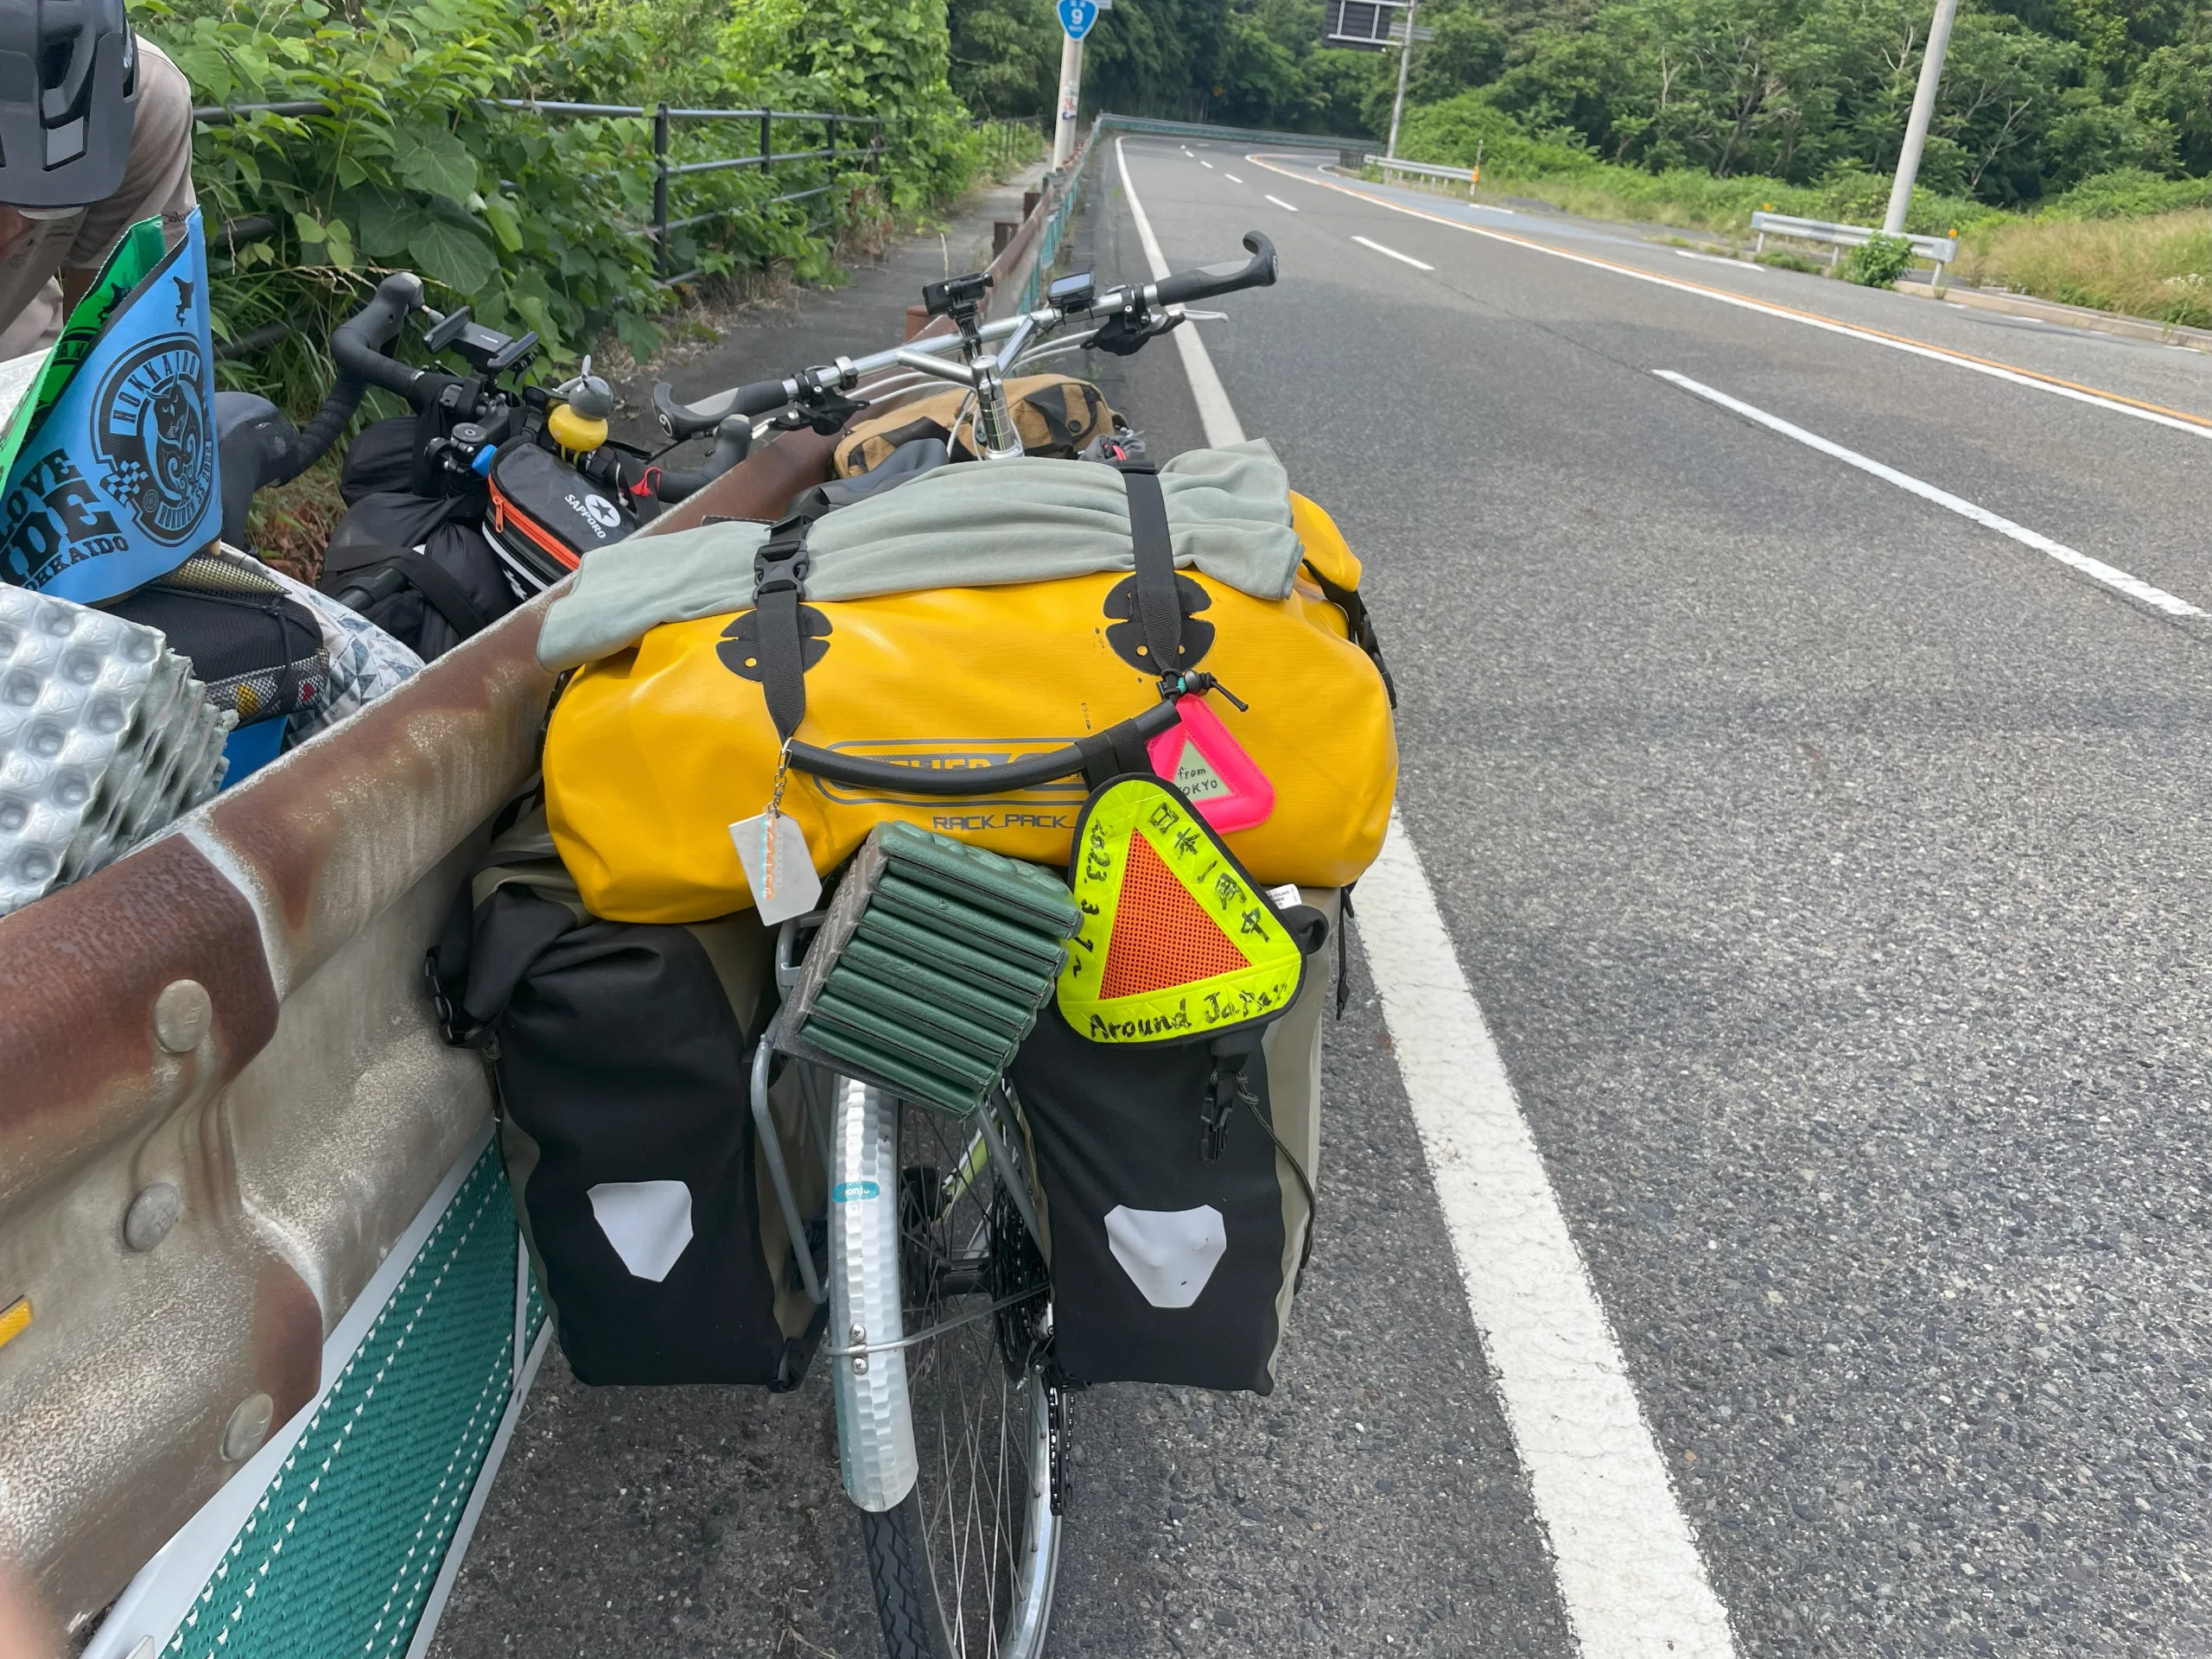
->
<box><xmin>1360</xmin><ymin>819</ymin><xmax>1741</xmax><ymax>1658</ymax></box>
<box><xmin>1656</xmin><ymin>371</ymin><xmax>2205</xmax><ymax>619</ymax></box>
<box><xmin>1675</xmin><ymin>249</ymin><xmax>1761</xmax><ymax>272</ymax></box>
<box><xmin>1353</xmin><ymin>234</ymin><xmax>1433</xmax><ymax>271</ymax></box>
<box><xmin>1265</xmin><ymin>194</ymin><xmax>1300</xmax><ymax>213</ymax></box>
<box><xmin>1116</xmin><ymin>137</ymin><xmax>1245</xmax><ymax>445</ymax></box>
<box><xmin>1119</xmin><ymin>137</ymin><xmax>1740</xmax><ymax>1659</ymax></box>
<box><xmin>1245</xmin><ymin>153</ymin><xmax>2212</xmax><ymax>442</ymax></box>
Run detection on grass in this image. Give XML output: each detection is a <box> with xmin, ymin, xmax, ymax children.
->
<box><xmin>246</xmin><ymin>456</ymin><xmax>347</xmax><ymax>582</ymax></box>
<box><xmin>1458</xmin><ymin>161</ymin><xmax>1995</xmax><ymax>241</ymax></box>
<box><xmin>1955</xmin><ymin>209</ymin><xmax>2211</xmax><ymax>330</ymax></box>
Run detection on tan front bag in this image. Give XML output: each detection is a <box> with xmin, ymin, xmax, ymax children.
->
<box><xmin>836</xmin><ymin>373</ymin><xmax>1118</xmax><ymax>475</ymax></box>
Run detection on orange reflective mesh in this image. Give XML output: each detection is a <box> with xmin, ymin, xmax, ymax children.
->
<box><xmin>1096</xmin><ymin>830</ymin><xmax>1247</xmax><ymax>999</ymax></box>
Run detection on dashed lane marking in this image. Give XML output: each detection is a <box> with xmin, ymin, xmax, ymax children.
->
<box><xmin>1264</xmin><ymin>194</ymin><xmax>1300</xmax><ymax>213</ymax></box>
<box><xmin>1352</xmin><ymin>234</ymin><xmax>1433</xmax><ymax>270</ymax></box>
<box><xmin>1116</xmin><ymin>137</ymin><xmax>1245</xmax><ymax>446</ymax></box>
<box><xmin>1241</xmin><ymin>151</ymin><xmax>2212</xmax><ymax>442</ymax></box>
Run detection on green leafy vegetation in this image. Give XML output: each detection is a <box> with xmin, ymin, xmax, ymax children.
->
<box><xmin>1845</xmin><ymin>230</ymin><xmax>1915</xmax><ymax>285</ymax></box>
<box><xmin>958</xmin><ymin>0</ymin><xmax>2210</xmax><ymax>327</ymax></box>
<box><xmin>148</xmin><ymin>0</ymin><xmax>983</xmax><ymax>411</ymax></box>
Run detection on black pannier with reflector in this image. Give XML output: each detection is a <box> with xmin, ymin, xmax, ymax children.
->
<box><xmin>427</xmin><ymin>804</ymin><xmax>824</xmax><ymax>1388</ymax></box>
<box><xmin>1010</xmin><ymin>771</ymin><xmax>1336</xmax><ymax>1395</ymax></box>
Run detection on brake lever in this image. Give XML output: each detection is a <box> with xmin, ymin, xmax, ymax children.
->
<box><xmin>1090</xmin><ymin>308</ymin><xmax>1184</xmax><ymax>358</ymax></box>
<box><xmin>773</xmin><ymin>386</ymin><xmax>872</xmax><ymax>435</ymax></box>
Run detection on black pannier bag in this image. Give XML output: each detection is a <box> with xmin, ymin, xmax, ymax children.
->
<box><xmin>429</xmin><ymin>807</ymin><xmax>825</xmax><ymax>1388</ymax></box>
<box><xmin>1008</xmin><ymin>773</ymin><xmax>1337</xmax><ymax>1395</ymax></box>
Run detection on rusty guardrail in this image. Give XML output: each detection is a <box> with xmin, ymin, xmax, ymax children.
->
<box><xmin>0</xmin><ymin>165</ymin><xmax>1071</xmax><ymax>1638</ymax></box>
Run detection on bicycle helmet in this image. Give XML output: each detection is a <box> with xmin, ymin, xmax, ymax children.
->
<box><xmin>0</xmin><ymin>0</ymin><xmax>138</xmax><ymax>210</ymax></box>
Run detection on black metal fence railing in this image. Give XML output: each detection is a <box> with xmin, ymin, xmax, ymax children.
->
<box><xmin>970</xmin><ymin>116</ymin><xmax>1046</xmax><ymax>176</ymax></box>
<box><xmin>190</xmin><ymin>98</ymin><xmax>886</xmax><ymax>289</ymax></box>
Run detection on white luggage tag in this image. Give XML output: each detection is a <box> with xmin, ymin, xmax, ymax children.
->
<box><xmin>730</xmin><ymin>741</ymin><xmax>823</xmax><ymax>924</ymax></box>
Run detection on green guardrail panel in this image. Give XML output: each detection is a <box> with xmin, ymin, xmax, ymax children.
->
<box><xmin>166</xmin><ymin>1147</ymin><xmax>520</xmax><ymax>1659</ymax></box>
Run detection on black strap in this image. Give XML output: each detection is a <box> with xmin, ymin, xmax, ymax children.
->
<box><xmin>1074</xmin><ymin>725</ymin><xmax>1157</xmax><ymax>791</ymax></box>
<box><xmin>1200</xmin><ymin>1033</ymin><xmax>1319</xmax><ymax>1279</ymax></box>
<box><xmin>1335</xmin><ymin>882</ymin><xmax>1356</xmax><ymax>1018</ymax></box>
<box><xmin>1116</xmin><ymin>461</ymin><xmax>1182</xmax><ymax>675</ymax></box>
<box><xmin>752</xmin><ymin>515</ymin><xmax>814</xmax><ymax>741</ymax></box>
<box><xmin>1300</xmin><ymin>558</ymin><xmax>1396</xmax><ymax>709</ymax></box>
<box><xmin>382</xmin><ymin>548</ymin><xmax>493</xmax><ymax>639</ymax></box>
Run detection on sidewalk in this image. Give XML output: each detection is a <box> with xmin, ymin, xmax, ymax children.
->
<box><xmin>608</xmin><ymin>162</ymin><xmax>1051</xmax><ymax>448</ymax></box>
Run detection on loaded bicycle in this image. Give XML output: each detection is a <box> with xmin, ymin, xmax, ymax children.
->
<box><xmin>392</xmin><ymin>232</ymin><xmax>1399</xmax><ymax>1658</ymax></box>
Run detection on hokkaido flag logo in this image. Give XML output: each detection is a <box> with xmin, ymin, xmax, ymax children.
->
<box><xmin>0</xmin><ymin>207</ymin><xmax>219</xmax><ymax>603</ymax></box>
<box><xmin>1058</xmin><ymin>773</ymin><xmax>1306</xmax><ymax>1044</ymax></box>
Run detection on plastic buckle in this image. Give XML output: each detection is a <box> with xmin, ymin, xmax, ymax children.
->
<box><xmin>423</xmin><ymin>950</ymin><xmax>475</xmax><ymax>1048</ymax></box>
<box><xmin>753</xmin><ymin>516</ymin><xmax>812</xmax><ymax>594</ymax></box>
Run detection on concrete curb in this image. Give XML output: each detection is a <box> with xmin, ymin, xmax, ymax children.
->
<box><xmin>1896</xmin><ymin>280</ymin><xmax>2212</xmax><ymax>353</ymax></box>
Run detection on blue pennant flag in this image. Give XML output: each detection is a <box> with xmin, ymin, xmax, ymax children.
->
<box><xmin>1</xmin><ymin>207</ymin><xmax>219</xmax><ymax>603</ymax></box>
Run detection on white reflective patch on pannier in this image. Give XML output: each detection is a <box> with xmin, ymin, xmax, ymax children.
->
<box><xmin>1104</xmin><ymin>1205</ymin><xmax>1226</xmax><ymax>1308</ymax></box>
<box><xmin>588</xmin><ymin>1179</ymin><xmax>695</xmax><ymax>1281</ymax></box>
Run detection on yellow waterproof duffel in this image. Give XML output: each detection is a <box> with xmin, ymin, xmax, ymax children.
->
<box><xmin>544</xmin><ymin>491</ymin><xmax>1395</xmax><ymax>925</ymax></box>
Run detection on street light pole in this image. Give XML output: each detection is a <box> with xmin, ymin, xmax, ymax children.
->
<box><xmin>1883</xmin><ymin>0</ymin><xmax>1961</xmax><ymax>234</ymax></box>
<box><xmin>1385</xmin><ymin>0</ymin><xmax>1420</xmax><ymax>160</ymax></box>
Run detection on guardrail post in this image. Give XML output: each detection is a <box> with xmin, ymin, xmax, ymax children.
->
<box><xmin>760</xmin><ymin>110</ymin><xmax>772</xmax><ymax>175</ymax></box>
<box><xmin>827</xmin><ymin>114</ymin><xmax>837</xmax><ymax>171</ymax></box>
<box><xmin>652</xmin><ymin>101</ymin><xmax>671</xmax><ymax>282</ymax></box>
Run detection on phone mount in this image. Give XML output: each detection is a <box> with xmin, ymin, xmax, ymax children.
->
<box><xmin>420</xmin><ymin>304</ymin><xmax>538</xmax><ymax>378</ymax></box>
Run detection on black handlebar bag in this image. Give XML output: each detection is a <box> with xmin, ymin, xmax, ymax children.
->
<box><xmin>1008</xmin><ymin>772</ymin><xmax>1335</xmax><ymax>1395</ymax></box>
<box><xmin>428</xmin><ymin>805</ymin><xmax>825</xmax><ymax>1388</ymax></box>
<box><xmin>486</xmin><ymin>440</ymin><xmax>634</xmax><ymax>598</ymax></box>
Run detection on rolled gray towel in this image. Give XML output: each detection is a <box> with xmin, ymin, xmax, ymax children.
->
<box><xmin>537</xmin><ymin>440</ymin><xmax>1302</xmax><ymax>672</ymax></box>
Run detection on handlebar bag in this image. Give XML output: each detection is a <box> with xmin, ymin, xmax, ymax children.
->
<box><xmin>834</xmin><ymin>373</ymin><xmax>1118</xmax><ymax>476</ymax></box>
<box><xmin>543</xmin><ymin>454</ymin><xmax>1396</xmax><ymax>925</ymax></box>
<box><xmin>321</xmin><ymin>491</ymin><xmax>518</xmax><ymax>662</ymax></box>
<box><xmin>486</xmin><ymin>440</ymin><xmax>633</xmax><ymax>595</ymax></box>
<box><xmin>1007</xmin><ymin>880</ymin><xmax>1335</xmax><ymax>1394</ymax></box>
<box><xmin>426</xmin><ymin>804</ymin><xmax>826</xmax><ymax>1388</ymax></box>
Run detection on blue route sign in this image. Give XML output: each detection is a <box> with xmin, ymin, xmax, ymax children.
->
<box><xmin>1058</xmin><ymin>0</ymin><xmax>1098</xmax><ymax>39</ymax></box>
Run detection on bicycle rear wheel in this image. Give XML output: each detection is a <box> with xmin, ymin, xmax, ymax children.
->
<box><xmin>860</xmin><ymin>1093</ymin><xmax>1063</xmax><ymax>1659</ymax></box>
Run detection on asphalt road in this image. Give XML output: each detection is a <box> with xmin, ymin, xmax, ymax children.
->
<box><xmin>435</xmin><ymin>137</ymin><xmax>2212</xmax><ymax>1657</ymax></box>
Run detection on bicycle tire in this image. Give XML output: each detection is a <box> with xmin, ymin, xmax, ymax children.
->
<box><xmin>856</xmin><ymin>1096</ymin><xmax>1062</xmax><ymax>1659</ymax></box>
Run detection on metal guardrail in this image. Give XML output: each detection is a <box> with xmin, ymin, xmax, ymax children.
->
<box><xmin>1351</xmin><ymin>155</ymin><xmax>1476</xmax><ymax>188</ymax></box>
<box><xmin>190</xmin><ymin>98</ymin><xmax>886</xmax><ymax>291</ymax></box>
<box><xmin>1751</xmin><ymin>211</ymin><xmax>1957</xmax><ymax>289</ymax></box>
<box><xmin>0</xmin><ymin>158</ymin><xmax>1083</xmax><ymax>1649</ymax></box>
<box><xmin>1091</xmin><ymin>112</ymin><xmax>1355</xmax><ymax>151</ymax></box>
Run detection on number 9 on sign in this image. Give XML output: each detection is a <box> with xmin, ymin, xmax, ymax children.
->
<box><xmin>1058</xmin><ymin>0</ymin><xmax>1097</xmax><ymax>38</ymax></box>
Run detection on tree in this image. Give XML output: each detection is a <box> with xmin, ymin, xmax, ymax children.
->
<box><xmin>947</xmin><ymin>0</ymin><xmax>1060</xmax><ymax>118</ymax></box>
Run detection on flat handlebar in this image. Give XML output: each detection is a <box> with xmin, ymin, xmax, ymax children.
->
<box><xmin>653</xmin><ymin>232</ymin><xmax>1281</xmax><ymax>438</ymax></box>
<box><xmin>1153</xmin><ymin>231</ymin><xmax>1278</xmax><ymax>308</ymax></box>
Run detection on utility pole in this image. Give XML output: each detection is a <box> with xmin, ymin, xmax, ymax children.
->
<box><xmin>1052</xmin><ymin>33</ymin><xmax>1084</xmax><ymax>168</ymax></box>
<box><xmin>1052</xmin><ymin>0</ymin><xmax>1097</xmax><ymax>169</ymax></box>
<box><xmin>1385</xmin><ymin>0</ymin><xmax>1421</xmax><ymax>160</ymax></box>
<box><xmin>1883</xmin><ymin>0</ymin><xmax>1961</xmax><ymax>234</ymax></box>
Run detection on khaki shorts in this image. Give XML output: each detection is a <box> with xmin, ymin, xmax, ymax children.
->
<box><xmin>0</xmin><ymin>37</ymin><xmax>198</xmax><ymax>360</ymax></box>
